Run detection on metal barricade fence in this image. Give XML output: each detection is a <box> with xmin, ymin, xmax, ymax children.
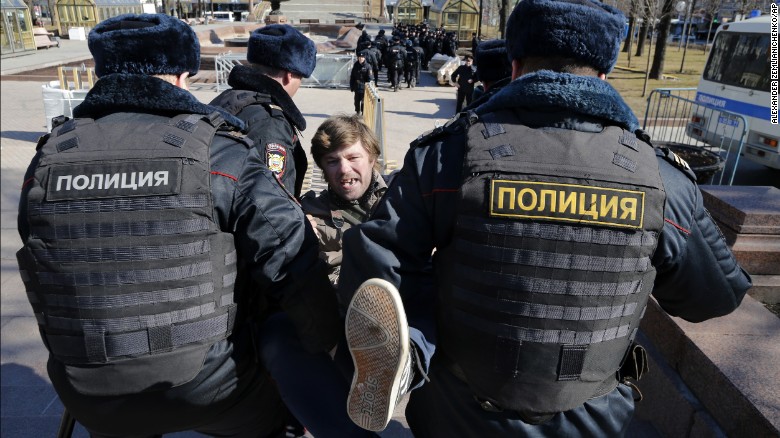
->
<box><xmin>643</xmin><ymin>88</ymin><xmax>747</xmax><ymax>185</ymax></box>
<box><xmin>364</xmin><ymin>82</ymin><xmax>397</xmax><ymax>173</ymax></box>
<box><xmin>302</xmin><ymin>54</ymin><xmax>354</xmax><ymax>89</ymax></box>
<box><xmin>215</xmin><ymin>52</ymin><xmax>246</xmax><ymax>92</ymax></box>
<box><xmin>215</xmin><ymin>52</ymin><xmax>355</xmax><ymax>92</ymax></box>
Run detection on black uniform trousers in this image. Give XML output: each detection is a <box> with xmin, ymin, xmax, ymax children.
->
<box><xmin>354</xmin><ymin>88</ymin><xmax>365</xmax><ymax>114</ymax></box>
<box><xmin>406</xmin><ymin>357</ymin><xmax>635</xmax><ymax>437</ymax></box>
<box><xmin>456</xmin><ymin>85</ymin><xmax>474</xmax><ymax>112</ymax></box>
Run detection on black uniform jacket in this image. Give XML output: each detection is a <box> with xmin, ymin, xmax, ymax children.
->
<box><xmin>18</xmin><ymin>74</ymin><xmax>341</xmax><ymax>386</ymax></box>
<box><xmin>210</xmin><ymin>66</ymin><xmax>309</xmax><ymax>197</ymax></box>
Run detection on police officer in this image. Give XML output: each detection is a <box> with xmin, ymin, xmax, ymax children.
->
<box><xmin>385</xmin><ymin>37</ymin><xmax>407</xmax><ymax>92</ymax></box>
<box><xmin>465</xmin><ymin>39</ymin><xmax>512</xmax><ymax>111</ymax></box>
<box><xmin>337</xmin><ymin>0</ymin><xmax>751</xmax><ymax>435</ymax></box>
<box><xmin>16</xmin><ymin>13</ymin><xmax>340</xmax><ymax>437</ymax></box>
<box><xmin>362</xmin><ymin>40</ymin><xmax>380</xmax><ymax>80</ymax></box>
<box><xmin>210</xmin><ymin>24</ymin><xmax>316</xmax><ymax>197</ymax></box>
<box><xmin>451</xmin><ymin>55</ymin><xmax>476</xmax><ymax>112</ymax></box>
<box><xmin>374</xmin><ymin>29</ymin><xmax>389</xmax><ymax>70</ymax></box>
<box><xmin>350</xmin><ymin>51</ymin><xmax>374</xmax><ymax>115</ymax></box>
<box><xmin>404</xmin><ymin>39</ymin><xmax>421</xmax><ymax>88</ymax></box>
<box><xmin>357</xmin><ymin>29</ymin><xmax>372</xmax><ymax>53</ymax></box>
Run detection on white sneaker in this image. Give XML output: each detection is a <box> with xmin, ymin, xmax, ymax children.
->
<box><xmin>345</xmin><ymin>278</ymin><xmax>411</xmax><ymax>432</ymax></box>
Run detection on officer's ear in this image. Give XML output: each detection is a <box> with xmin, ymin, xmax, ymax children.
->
<box><xmin>174</xmin><ymin>72</ymin><xmax>190</xmax><ymax>91</ymax></box>
<box><xmin>511</xmin><ymin>59</ymin><xmax>524</xmax><ymax>81</ymax></box>
<box><xmin>598</xmin><ymin>72</ymin><xmax>607</xmax><ymax>80</ymax></box>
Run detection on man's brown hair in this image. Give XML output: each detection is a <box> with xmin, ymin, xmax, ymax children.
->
<box><xmin>311</xmin><ymin>114</ymin><xmax>381</xmax><ymax>172</ymax></box>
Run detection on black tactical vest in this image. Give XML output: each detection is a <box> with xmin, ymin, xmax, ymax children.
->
<box><xmin>16</xmin><ymin>112</ymin><xmax>239</xmax><ymax>395</ymax></box>
<box><xmin>436</xmin><ymin>110</ymin><xmax>666</xmax><ymax>415</ymax></box>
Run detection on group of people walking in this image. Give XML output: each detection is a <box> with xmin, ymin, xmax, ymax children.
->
<box><xmin>15</xmin><ymin>1</ymin><xmax>752</xmax><ymax>437</ymax></box>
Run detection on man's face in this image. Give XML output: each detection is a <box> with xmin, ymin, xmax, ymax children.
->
<box><xmin>358</xmin><ymin>55</ymin><xmax>365</xmax><ymax>64</ymax></box>
<box><xmin>322</xmin><ymin>140</ymin><xmax>376</xmax><ymax>202</ymax></box>
<box><xmin>465</xmin><ymin>58</ymin><xmax>473</xmax><ymax>66</ymax></box>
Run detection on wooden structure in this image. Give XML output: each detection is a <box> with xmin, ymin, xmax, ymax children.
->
<box><xmin>53</xmin><ymin>0</ymin><xmax>142</xmax><ymax>37</ymax></box>
<box><xmin>387</xmin><ymin>0</ymin><xmax>430</xmax><ymax>24</ymax></box>
<box><xmin>1</xmin><ymin>0</ymin><xmax>35</xmax><ymax>54</ymax></box>
<box><xmin>58</xmin><ymin>65</ymin><xmax>95</xmax><ymax>90</ymax></box>
<box><xmin>429</xmin><ymin>0</ymin><xmax>478</xmax><ymax>42</ymax></box>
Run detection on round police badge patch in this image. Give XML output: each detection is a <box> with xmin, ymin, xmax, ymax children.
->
<box><xmin>266</xmin><ymin>143</ymin><xmax>287</xmax><ymax>176</ymax></box>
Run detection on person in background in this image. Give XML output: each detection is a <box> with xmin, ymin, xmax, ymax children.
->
<box><xmin>16</xmin><ymin>13</ymin><xmax>340</xmax><ymax>437</ymax></box>
<box><xmin>350</xmin><ymin>51</ymin><xmax>374</xmax><ymax>115</ymax></box>
<box><xmin>466</xmin><ymin>39</ymin><xmax>512</xmax><ymax>110</ymax></box>
<box><xmin>385</xmin><ymin>36</ymin><xmax>407</xmax><ymax>92</ymax></box>
<box><xmin>364</xmin><ymin>40</ymin><xmax>381</xmax><ymax>81</ymax></box>
<box><xmin>404</xmin><ymin>39</ymin><xmax>421</xmax><ymax>88</ymax></box>
<box><xmin>210</xmin><ymin>24</ymin><xmax>316</xmax><ymax>197</ymax></box>
<box><xmin>451</xmin><ymin>55</ymin><xmax>476</xmax><ymax>112</ymax></box>
<box><xmin>337</xmin><ymin>0</ymin><xmax>751</xmax><ymax>435</ymax></box>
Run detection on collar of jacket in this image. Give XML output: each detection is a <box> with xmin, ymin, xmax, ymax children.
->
<box><xmin>72</xmin><ymin>73</ymin><xmax>245</xmax><ymax>130</ymax></box>
<box><xmin>475</xmin><ymin>70</ymin><xmax>639</xmax><ymax>132</ymax></box>
<box><xmin>227</xmin><ymin>65</ymin><xmax>306</xmax><ymax>131</ymax></box>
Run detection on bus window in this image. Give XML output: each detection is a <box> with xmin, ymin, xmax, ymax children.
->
<box><xmin>703</xmin><ymin>32</ymin><xmax>770</xmax><ymax>92</ymax></box>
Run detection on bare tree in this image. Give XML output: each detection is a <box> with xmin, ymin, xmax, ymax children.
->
<box><xmin>498</xmin><ymin>0</ymin><xmax>514</xmax><ymax>39</ymax></box>
<box><xmin>619</xmin><ymin>0</ymin><xmax>639</xmax><ymax>67</ymax></box>
<box><xmin>635</xmin><ymin>2</ymin><xmax>652</xmax><ymax>57</ymax></box>
<box><xmin>638</xmin><ymin>0</ymin><xmax>663</xmax><ymax>96</ymax></box>
<box><xmin>648</xmin><ymin>0</ymin><xmax>675</xmax><ymax>79</ymax></box>
<box><xmin>700</xmin><ymin>0</ymin><xmax>723</xmax><ymax>52</ymax></box>
<box><xmin>622</xmin><ymin>0</ymin><xmax>637</xmax><ymax>53</ymax></box>
<box><xmin>735</xmin><ymin>0</ymin><xmax>762</xmax><ymax>19</ymax></box>
<box><xmin>679</xmin><ymin>0</ymin><xmax>697</xmax><ymax>72</ymax></box>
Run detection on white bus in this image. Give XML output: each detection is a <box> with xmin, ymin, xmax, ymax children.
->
<box><xmin>687</xmin><ymin>16</ymin><xmax>779</xmax><ymax>169</ymax></box>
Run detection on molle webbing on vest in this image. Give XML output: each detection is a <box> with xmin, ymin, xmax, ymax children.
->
<box><xmin>436</xmin><ymin>110</ymin><xmax>665</xmax><ymax>415</ymax></box>
<box><xmin>27</xmin><ymin>195</ymin><xmax>208</xmax><ymax>216</ymax></box>
<box><xmin>17</xmin><ymin>112</ymin><xmax>239</xmax><ymax>369</ymax></box>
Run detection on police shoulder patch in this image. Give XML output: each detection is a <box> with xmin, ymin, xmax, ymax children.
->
<box><xmin>410</xmin><ymin>113</ymin><xmax>477</xmax><ymax>149</ymax></box>
<box><xmin>215</xmin><ymin>130</ymin><xmax>253</xmax><ymax>148</ymax></box>
<box><xmin>266</xmin><ymin>143</ymin><xmax>287</xmax><ymax>176</ymax></box>
<box><xmin>658</xmin><ymin>147</ymin><xmax>697</xmax><ymax>182</ymax></box>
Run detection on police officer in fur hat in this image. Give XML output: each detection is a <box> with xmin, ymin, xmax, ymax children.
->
<box><xmin>336</xmin><ymin>0</ymin><xmax>751</xmax><ymax>435</ymax></box>
<box><xmin>465</xmin><ymin>39</ymin><xmax>512</xmax><ymax>110</ymax></box>
<box><xmin>211</xmin><ymin>24</ymin><xmax>317</xmax><ymax>197</ymax></box>
<box><xmin>350</xmin><ymin>50</ymin><xmax>374</xmax><ymax>115</ymax></box>
<box><xmin>16</xmin><ymin>13</ymin><xmax>340</xmax><ymax>437</ymax></box>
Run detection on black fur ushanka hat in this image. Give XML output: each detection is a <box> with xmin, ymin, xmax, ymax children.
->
<box><xmin>474</xmin><ymin>39</ymin><xmax>512</xmax><ymax>83</ymax></box>
<box><xmin>247</xmin><ymin>24</ymin><xmax>317</xmax><ymax>78</ymax></box>
<box><xmin>89</xmin><ymin>13</ymin><xmax>200</xmax><ymax>77</ymax></box>
<box><xmin>506</xmin><ymin>0</ymin><xmax>625</xmax><ymax>74</ymax></box>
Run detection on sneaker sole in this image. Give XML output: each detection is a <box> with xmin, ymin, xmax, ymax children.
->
<box><xmin>346</xmin><ymin>279</ymin><xmax>409</xmax><ymax>432</ymax></box>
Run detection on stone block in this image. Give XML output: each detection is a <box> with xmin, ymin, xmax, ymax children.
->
<box><xmin>700</xmin><ymin>186</ymin><xmax>780</xmax><ymax>235</ymax></box>
<box><xmin>641</xmin><ymin>297</ymin><xmax>780</xmax><ymax>438</ymax></box>
<box><xmin>748</xmin><ymin>275</ymin><xmax>780</xmax><ymax>304</ymax></box>
<box><xmin>700</xmin><ymin>185</ymin><xmax>780</xmax><ymax>275</ymax></box>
